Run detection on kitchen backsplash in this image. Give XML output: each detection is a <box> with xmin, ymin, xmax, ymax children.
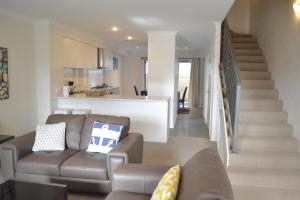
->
<box><xmin>64</xmin><ymin>68</ymin><xmax>103</xmax><ymax>90</ymax></box>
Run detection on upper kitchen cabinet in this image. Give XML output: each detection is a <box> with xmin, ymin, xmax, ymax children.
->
<box><xmin>104</xmin><ymin>49</ymin><xmax>113</xmax><ymax>70</ymax></box>
<box><xmin>103</xmin><ymin>49</ymin><xmax>120</xmax><ymax>70</ymax></box>
<box><xmin>63</xmin><ymin>37</ymin><xmax>98</xmax><ymax>69</ymax></box>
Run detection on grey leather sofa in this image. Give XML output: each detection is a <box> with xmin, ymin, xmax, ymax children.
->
<box><xmin>0</xmin><ymin>114</ymin><xmax>143</xmax><ymax>193</ymax></box>
<box><xmin>106</xmin><ymin>148</ymin><xmax>234</xmax><ymax>200</ymax></box>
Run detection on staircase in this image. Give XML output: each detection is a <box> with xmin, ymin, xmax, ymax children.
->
<box><xmin>227</xmin><ymin>33</ymin><xmax>300</xmax><ymax>200</ymax></box>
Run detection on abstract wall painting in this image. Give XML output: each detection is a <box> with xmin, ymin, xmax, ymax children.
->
<box><xmin>0</xmin><ymin>47</ymin><xmax>9</xmax><ymax>100</ymax></box>
<box><xmin>113</xmin><ymin>57</ymin><xmax>119</xmax><ymax>70</ymax></box>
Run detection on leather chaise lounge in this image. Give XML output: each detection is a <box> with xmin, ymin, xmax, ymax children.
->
<box><xmin>0</xmin><ymin>114</ymin><xmax>143</xmax><ymax>193</ymax></box>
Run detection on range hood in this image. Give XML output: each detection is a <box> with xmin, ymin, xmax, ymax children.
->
<box><xmin>97</xmin><ymin>48</ymin><xmax>105</xmax><ymax>69</ymax></box>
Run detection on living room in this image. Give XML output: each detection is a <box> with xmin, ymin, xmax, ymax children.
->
<box><xmin>0</xmin><ymin>0</ymin><xmax>237</xmax><ymax>200</ymax></box>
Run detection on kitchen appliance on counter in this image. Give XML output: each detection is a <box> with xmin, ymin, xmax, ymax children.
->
<box><xmin>90</xmin><ymin>83</ymin><xmax>108</xmax><ymax>90</ymax></box>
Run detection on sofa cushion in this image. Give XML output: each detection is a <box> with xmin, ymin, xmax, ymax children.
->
<box><xmin>80</xmin><ymin>115</ymin><xmax>130</xmax><ymax>150</ymax></box>
<box><xmin>16</xmin><ymin>149</ymin><xmax>78</xmax><ymax>176</ymax></box>
<box><xmin>106</xmin><ymin>191</ymin><xmax>151</xmax><ymax>200</ymax></box>
<box><xmin>60</xmin><ymin>151</ymin><xmax>108</xmax><ymax>180</ymax></box>
<box><xmin>86</xmin><ymin>122</ymin><xmax>123</xmax><ymax>154</ymax></box>
<box><xmin>32</xmin><ymin>122</ymin><xmax>66</xmax><ymax>152</ymax></box>
<box><xmin>177</xmin><ymin>148</ymin><xmax>234</xmax><ymax>200</ymax></box>
<box><xmin>151</xmin><ymin>165</ymin><xmax>180</xmax><ymax>200</ymax></box>
<box><xmin>46</xmin><ymin>114</ymin><xmax>86</xmax><ymax>150</ymax></box>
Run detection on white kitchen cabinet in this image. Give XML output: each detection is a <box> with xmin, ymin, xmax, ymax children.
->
<box><xmin>63</xmin><ymin>37</ymin><xmax>98</xmax><ymax>69</ymax></box>
<box><xmin>104</xmin><ymin>49</ymin><xmax>113</xmax><ymax>70</ymax></box>
<box><xmin>63</xmin><ymin>37</ymin><xmax>76</xmax><ymax>68</ymax></box>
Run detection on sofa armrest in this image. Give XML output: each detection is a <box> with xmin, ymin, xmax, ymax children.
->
<box><xmin>0</xmin><ymin>131</ymin><xmax>35</xmax><ymax>180</ymax></box>
<box><xmin>112</xmin><ymin>164</ymin><xmax>172</xmax><ymax>195</ymax></box>
<box><xmin>107</xmin><ymin>133</ymin><xmax>143</xmax><ymax>179</ymax></box>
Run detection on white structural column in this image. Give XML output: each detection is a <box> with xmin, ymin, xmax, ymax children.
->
<box><xmin>147</xmin><ymin>31</ymin><xmax>177</xmax><ymax>128</ymax></box>
<box><xmin>35</xmin><ymin>19</ymin><xmax>51</xmax><ymax>123</ymax></box>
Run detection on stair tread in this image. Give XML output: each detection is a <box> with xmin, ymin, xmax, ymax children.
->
<box><xmin>230</xmin><ymin>149</ymin><xmax>300</xmax><ymax>171</ymax></box>
<box><xmin>241</xmin><ymin>99</ymin><xmax>282</xmax><ymax>102</ymax></box>
<box><xmin>237</xmin><ymin>55</ymin><xmax>264</xmax><ymax>58</ymax></box>
<box><xmin>229</xmin><ymin>166</ymin><xmax>300</xmax><ymax>191</ymax></box>
<box><xmin>241</xmin><ymin>89</ymin><xmax>278</xmax><ymax>99</ymax></box>
<box><xmin>239</xmin><ymin>111</ymin><xmax>288</xmax><ymax>124</ymax></box>
<box><xmin>241</xmin><ymin>88</ymin><xmax>278</xmax><ymax>92</ymax></box>
<box><xmin>234</xmin><ymin>42</ymin><xmax>259</xmax><ymax>45</ymax></box>
<box><xmin>233</xmin><ymin>150</ymin><xmax>300</xmax><ymax>158</ymax></box>
<box><xmin>239</xmin><ymin>136</ymin><xmax>296</xmax><ymax>142</ymax></box>
<box><xmin>239</xmin><ymin>122</ymin><xmax>292</xmax><ymax>127</ymax></box>
<box><xmin>239</xmin><ymin>62</ymin><xmax>266</xmax><ymax>64</ymax></box>
<box><xmin>240</xmin><ymin>71</ymin><xmax>270</xmax><ymax>73</ymax></box>
<box><xmin>240</xmin><ymin>99</ymin><xmax>283</xmax><ymax>111</ymax></box>
<box><xmin>232</xmin><ymin>185</ymin><xmax>300</xmax><ymax>200</ymax></box>
<box><xmin>232</xmin><ymin>33</ymin><xmax>253</xmax><ymax>37</ymax></box>
<box><xmin>239</xmin><ymin>134</ymin><xmax>292</xmax><ymax>140</ymax></box>
<box><xmin>242</xmin><ymin>80</ymin><xmax>273</xmax><ymax>82</ymax></box>
<box><xmin>241</xmin><ymin>80</ymin><xmax>274</xmax><ymax>89</ymax></box>
<box><xmin>228</xmin><ymin>166</ymin><xmax>300</xmax><ymax>176</ymax></box>
<box><xmin>240</xmin><ymin>110</ymin><xmax>287</xmax><ymax>114</ymax></box>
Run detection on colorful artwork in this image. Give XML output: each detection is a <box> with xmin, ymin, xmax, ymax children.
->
<box><xmin>0</xmin><ymin>47</ymin><xmax>9</xmax><ymax>100</ymax></box>
<box><xmin>113</xmin><ymin>57</ymin><xmax>119</xmax><ymax>70</ymax></box>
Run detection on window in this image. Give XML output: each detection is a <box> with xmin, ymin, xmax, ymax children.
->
<box><xmin>178</xmin><ymin>61</ymin><xmax>191</xmax><ymax>99</ymax></box>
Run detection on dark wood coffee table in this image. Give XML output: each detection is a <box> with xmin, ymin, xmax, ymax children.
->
<box><xmin>0</xmin><ymin>180</ymin><xmax>68</xmax><ymax>200</ymax></box>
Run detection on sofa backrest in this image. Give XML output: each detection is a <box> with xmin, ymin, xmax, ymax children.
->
<box><xmin>79</xmin><ymin>114</ymin><xmax>130</xmax><ymax>150</ymax></box>
<box><xmin>176</xmin><ymin>148</ymin><xmax>234</xmax><ymax>200</ymax></box>
<box><xmin>46</xmin><ymin>114</ymin><xmax>86</xmax><ymax>150</ymax></box>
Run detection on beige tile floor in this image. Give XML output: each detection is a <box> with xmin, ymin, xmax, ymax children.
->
<box><xmin>1</xmin><ymin>107</ymin><xmax>213</xmax><ymax>199</ymax></box>
<box><xmin>170</xmin><ymin>107</ymin><xmax>209</xmax><ymax>138</ymax></box>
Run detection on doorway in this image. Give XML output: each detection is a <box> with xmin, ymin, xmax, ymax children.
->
<box><xmin>178</xmin><ymin>60</ymin><xmax>192</xmax><ymax>108</ymax></box>
<box><xmin>171</xmin><ymin>58</ymin><xmax>209</xmax><ymax>138</ymax></box>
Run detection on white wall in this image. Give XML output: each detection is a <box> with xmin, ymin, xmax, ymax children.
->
<box><xmin>176</xmin><ymin>49</ymin><xmax>206</xmax><ymax>58</ymax></box>
<box><xmin>147</xmin><ymin>31</ymin><xmax>177</xmax><ymax>128</ymax></box>
<box><xmin>227</xmin><ymin>0</ymin><xmax>251</xmax><ymax>34</ymax></box>
<box><xmin>35</xmin><ymin>19</ymin><xmax>51</xmax><ymax>124</ymax></box>
<box><xmin>249</xmin><ymin>0</ymin><xmax>300</xmax><ymax>141</ymax></box>
<box><xmin>0</xmin><ymin>13</ymin><xmax>37</xmax><ymax>136</ymax></box>
<box><xmin>121</xmin><ymin>49</ymin><xmax>147</xmax><ymax>96</ymax></box>
<box><xmin>206</xmin><ymin>22</ymin><xmax>222</xmax><ymax>141</ymax></box>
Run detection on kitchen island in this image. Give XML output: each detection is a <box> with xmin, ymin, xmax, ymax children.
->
<box><xmin>51</xmin><ymin>95</ymin><xmax>170</xmax><ymax>143</ymax></box>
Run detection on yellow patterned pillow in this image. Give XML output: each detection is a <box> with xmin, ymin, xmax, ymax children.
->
<box><xmin>151</xmin><ymin>165</ymin><xmax>180</xmax><ymax>200</ymax></box>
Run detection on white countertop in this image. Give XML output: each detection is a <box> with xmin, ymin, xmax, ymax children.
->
<box><xmin>51</xmin><ymin>94</ymin><xmax>170</xmax><ymax>102</ymax></box>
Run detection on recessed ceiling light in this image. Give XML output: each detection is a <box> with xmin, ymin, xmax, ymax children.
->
<box><xmin>112</xmin><ymin>26</ymin><xmax>118</xmax><ymax>31</ymax></box>
<box><xmin>127</xmin><ymin>36</ymin><xmax>133</xmax><ymax>40</ymax></box>
<box><xmin>184</xmin><ymin>46</ymin><xmax>189</xmax><ymax>50</ymax></box>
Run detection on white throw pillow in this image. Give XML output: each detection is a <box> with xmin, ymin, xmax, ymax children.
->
<box><xmin>86</xmin><ymin>121</ymin><xmax>123</xmax><ymax>154</ymax></box>
<box><xmin>32</xmin><ymin>122</ymin><xmax>66</xmax><ymax>152</ymax></box>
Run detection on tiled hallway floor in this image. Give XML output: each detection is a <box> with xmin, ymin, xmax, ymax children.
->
<box><xmin>170</xmin><ymin>107</ymin><xmax>209</xmax><ymax>138</ymax></box>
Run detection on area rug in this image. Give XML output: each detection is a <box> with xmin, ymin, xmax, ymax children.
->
<box><xmin>177</xmin><ymin>108</ymin><xmax>190</xmax><ymax>114</ymax></box>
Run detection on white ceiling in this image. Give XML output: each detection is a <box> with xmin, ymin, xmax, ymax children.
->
<box><xmin>0</xmin><ymin>0</ymin><xmax>234</xmax><ymax>52</ymax></box>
